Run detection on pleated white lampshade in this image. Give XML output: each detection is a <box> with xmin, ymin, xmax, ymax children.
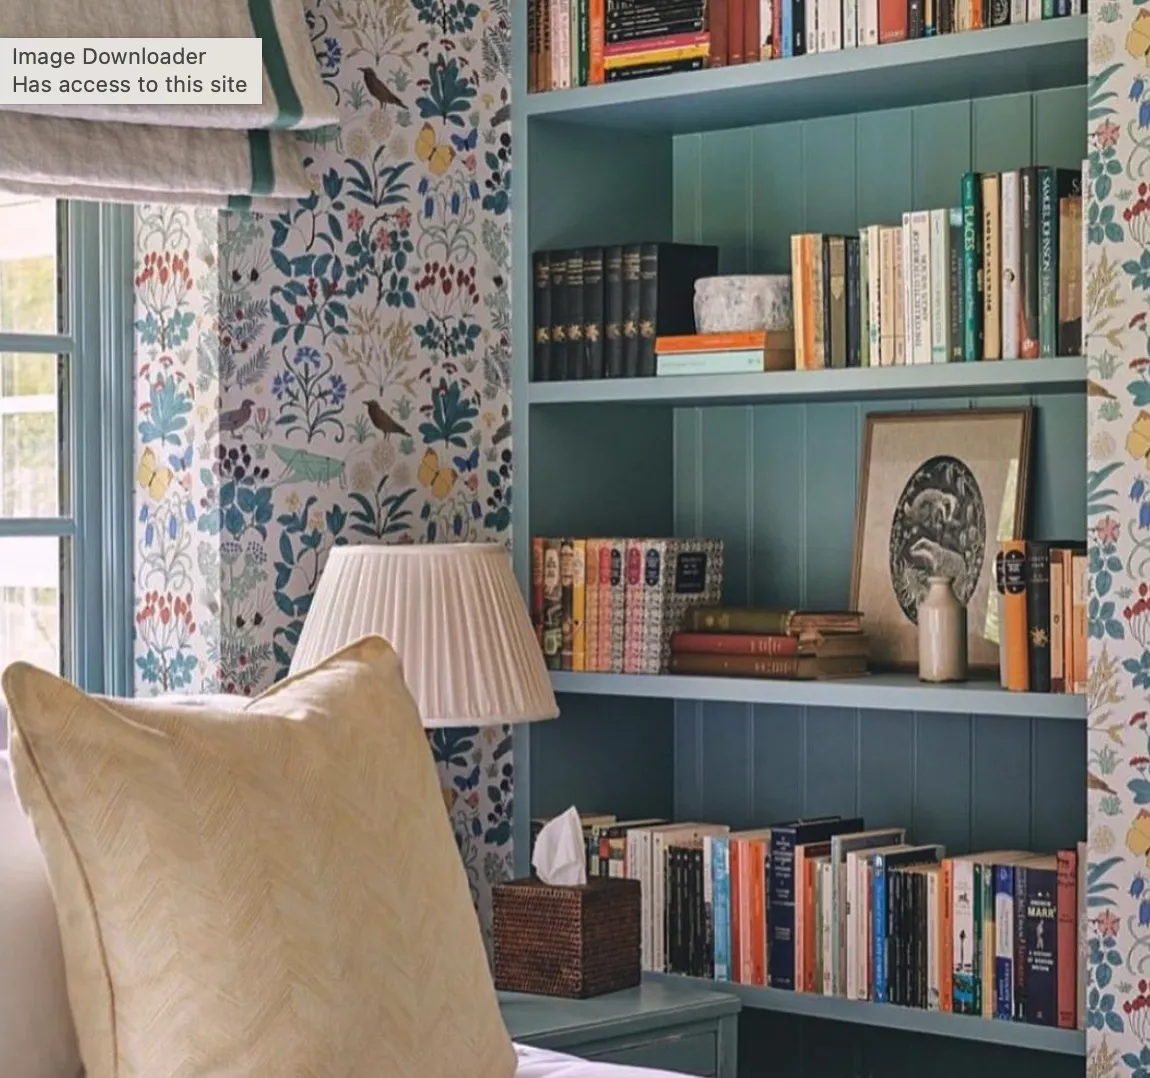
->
<box><xmin>290</xmin><ymin>543</ymin><xmax>559</xmax><ymax>728</ymax></box>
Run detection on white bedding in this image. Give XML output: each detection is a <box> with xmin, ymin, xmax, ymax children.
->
<box><xmin>515</xmin><ymin>1044</ymin><xmax>683</xmax><ymax>1078</ymax></box>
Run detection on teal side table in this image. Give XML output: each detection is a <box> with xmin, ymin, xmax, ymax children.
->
<box><xmin>499</xmin><ymin>976</ymin><xmax>741</xmax><ymax>1078</ymax></box>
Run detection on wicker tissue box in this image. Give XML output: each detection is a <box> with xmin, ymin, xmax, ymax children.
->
<box><xmin>492</xmin><ymin>876</ymin><xmax>641</xmax><ymax>999</ymax></box>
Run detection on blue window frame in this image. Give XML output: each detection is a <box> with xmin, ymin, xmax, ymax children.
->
<box><xmin>0</xmin><ymin>198</ymin><xmax>135</xmax><ymax>696</ymax></box>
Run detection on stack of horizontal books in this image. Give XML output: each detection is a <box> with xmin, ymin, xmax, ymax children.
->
<box><xmin>669</xmin><ymin>606</ymin><xmax>867</xmax><ymax>678</ymax></box>
<box><xmin>654</xmin><ymin>330</ymin><xmax>795</xmax><ymax>377</ymax></box>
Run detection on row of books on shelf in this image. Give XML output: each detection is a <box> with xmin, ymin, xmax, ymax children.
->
<box><xmin>527</xmin><ymin>0</ymin><xmax>1084</xmax><ymax>92</ymax></box>
<box><xmin>791</xmin><ymin>168</ymin><xmax>1082</xmax><ymax>371</ymax></box>
<box><xmin>531</xmin><ymin>243</ymin><xmax>718</xmax><ymax>382</ymax></box>
<box><xmin>996</xmin><ymin>539</ymin><xmax>1087</xmax><ymax>695</ymax></box>
<box><xmin>532</xmin><ymin>166</ymin><xmax>1081</xmax><ymax>384</ymax></box>
<box><xmin>533</xmin><ymin>812</ymin><xmax>1085</xmax><ymax>1030</ymax></box>
<box><xmin>530</xmin><ymin>536</ymin><xmax>871</xmax><ymax>677</ymax></box>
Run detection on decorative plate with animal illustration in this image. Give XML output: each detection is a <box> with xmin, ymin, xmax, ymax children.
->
<box><xmin>851</xmin><ymin>409</ymin><xmax>1032</xmax><ymax>672</ymax></box>
<box><xmin>887</xmin><ymin>454</ymin><xmax>988</xmax><ymax>623</ymax></box>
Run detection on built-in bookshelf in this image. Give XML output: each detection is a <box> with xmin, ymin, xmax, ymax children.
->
<box><xmin>510</xmin><ymin>8</ymin><xmax>1088</xmax><ymax>1076</ymax></box>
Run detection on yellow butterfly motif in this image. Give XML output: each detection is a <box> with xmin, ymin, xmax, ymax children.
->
<box><xmin>417</xmin><ymin>447</ymin><xmax>458</xmax><ymax>499</ymax></box>
<box><xmin>1128</xmin><ymin>410</ymin><xmax>1150</xmax><ymax>462</ymax></box>
<box><xmin>1127</xmin><ymin>9</ymin><xmax>1150</xmax><ymax>64</ymax></box>
<box><xmin>136</xmin><ymin>446</ymin><xmax>174</xmax><ymax>500</ymax></box>
<box><xmin>415</xmin><ymin>122</ymin><xmax>455</xmax><ymax>177</ymax></box>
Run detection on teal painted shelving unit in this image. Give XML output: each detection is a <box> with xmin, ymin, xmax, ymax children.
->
<box><xmin>646</xmin><ymin>974</ymin><xmax>1085</xmax><ymax>1055</ymax></box>
<box><xmin>510</xmin><ymin>14</ymin><xmax>1088</xmax><ymax>1078</ymax></box>
<box><xmin>525</xmin><ymin>15</ymin><xmax>1085</xmax><ymax>131</ymax></box>
<box><xmin>529</xmin><ymin>353</ymin><xmax>1085</xmax><ymax>406</ymax></box>
<box><xmin>548</xmin><ymin>670</ymin><xmax>1088</xmax><ymax>720</ymax></box>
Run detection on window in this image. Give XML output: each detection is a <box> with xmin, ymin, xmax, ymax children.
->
<box><xmin>0</xmin><ymin>195</ymin><xmax>134</xmax><ymax>694</ymax></box>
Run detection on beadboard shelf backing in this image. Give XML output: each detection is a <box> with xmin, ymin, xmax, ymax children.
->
<box><xmin>645</xmin><ymin>975</ymin><xmax>1085</xmax><ymax>1055</ymax></box>
<box><xmin>523</xmin><ymin>17</ymin><xmax>1085</xmax><ymax>133</ymax></box>
<box><xmin>549</xmin><ymin>671</ymin><xmax>1087</xmax><ymax>720</ymax></box>
<box><xmin>528</xmin><ymin>356</ymin><xmax>1085</xmax><ymax>408</ymax></box>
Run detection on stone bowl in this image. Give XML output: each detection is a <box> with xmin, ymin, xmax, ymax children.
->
<box><xmin>693</xmin><ymin>274</ymin><xmax>793</xmax><ymax>334</ymax></box>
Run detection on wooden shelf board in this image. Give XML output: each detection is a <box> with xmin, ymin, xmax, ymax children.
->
<box><xmin>549</xmin><ymin>671</ymin><xmax>1086</xmax><ymax>720</ymax></box>
<box><xmin>524</xmin><ymin>18</ymin><xmax>1086</xmax><ymax>134</ymax></box>
<box><xmin>527</xmin><ymin>356</ymin><xmax>1085</xmax><ymax>408</ymax></box>
<box><xmin>646</xmin><ymin>975</ymin><xmax>1085</xmax><ymax>1054</ymax></box>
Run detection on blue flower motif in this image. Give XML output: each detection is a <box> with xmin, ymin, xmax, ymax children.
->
<box><xmin>1134</xmin><ymin>77</ymin><xmax>1146</xmax><ymax>101</ymax></box>
<box><xmin>1132</xmin><ymin>476</ymin><xmax>1146</xmax><ymax>501</ymax></box>
<box><xmin>1141</xmin><ymin>99</ymin><xmax>1150</xmax><ymax>129</ymax></box>
<box><xmin>295</xmin><ymin>346</ymin><xmax>322</xmax><ymax>369</ymax></box>
<box><xmin>1133</xmin><ymin>874</ymin><xmax>1146</xmax><ymax>898</ymax></box>
<box><xmin>1141</xmin><ymin>897</ymin><xmax>1150</xmax><ymax>928</ymax></box>
<box><xmin>328</xmin><ymin>373</ymin><xmax>347</xmax><ymax>405</ymax></box>
<box><xmin>451</xmin><ymin>190</ymin><xmax>461</xmax><ymax>215</ymax></box>
<box><xmin>469</xmin><ymin>180</ymin><xmax>481</xmax><ymax>201</ymax></box>
<box><xmin>424</xmin><ymin>196</ymin><xmax>434</xmax><ymax>218</ymax></box>
<box><xmin>418</xmin><ymin>177</ymin><xmax>429</xmax><ymax>195</ymax></box>
<box><xmin>1141</xmin><ymin>500</ymin><xmax>1150</xmax><ymax>529</ymax></box>
<box><xmin>271</xmin><ymin>371</ymin><xmax>293</xmax><ymax>399</ymax></box>
<box><xmin>324</xmin><ymin>36</ymin><xmax>342</xmax><ymax>66</ymax></box>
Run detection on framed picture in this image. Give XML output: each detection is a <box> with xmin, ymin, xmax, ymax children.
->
<box><xmin>850</xmin><ymin>407</ymin><xmax>1033</xmax><ymax>673</ymax></box>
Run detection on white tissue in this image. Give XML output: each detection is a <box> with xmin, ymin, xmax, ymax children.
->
<box><xmin>531</xmin><ymin>805</ymin><xmax>587</xmax><ymax>886</ymax></box>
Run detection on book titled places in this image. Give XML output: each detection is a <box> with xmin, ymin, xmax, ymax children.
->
<box><xmin>532</xmin><ymin>243</ymin><xmax>717</xmax><ymax>381</ymax></box>
<box><xmin>531</xmin><ymin>812</ymin><xmax>1087</xmax><ymax>1033</ymax></box>
<box><xmin>526</xmin><ymin>0</ymin><xmax>1085</xmax><ymax>91</ymax></box>
<box><xmin>789</xmin><ymin>167</ymin><xmax>1082</xmax><ymax>369</ymax></box>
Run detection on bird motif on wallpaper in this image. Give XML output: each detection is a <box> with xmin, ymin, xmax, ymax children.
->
<box><xmin>360</xmin><ymin>66</ymin><xmax>405</xmax><ymax>109</ymax></box>
<box><xmin>1087</xmin><ymin>769</ymin><xmax>1117</xmax><ymax>795</ymax></box>
<box><xmin>205</xmin><ymin>398</ymin><xmax>255</xmax><ymax>439</ymax></box>
<box><xmin>366</xmin><ymin>400</ymin><xmax>408</xmax><ymax>438</ymax></box>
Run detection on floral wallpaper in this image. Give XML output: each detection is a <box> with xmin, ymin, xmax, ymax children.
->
<box><xmin>1086</xmin><ymin>6</ymin><xmax>1150</xmax><ymax>1077</ymax></box>
<box><xmin>130</xmin><ymin>0</ymin><xmax>515</xmax><ymax>936</ymax></box>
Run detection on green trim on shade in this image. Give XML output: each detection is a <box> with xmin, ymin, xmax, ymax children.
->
<box><xmin>247</xmin><ymin>0</ymin><xmax>305</xmax><ymax>128</ymax></box>
<box><xmin>247</xmin><ymin>130</ymin><xmax>276</xmax><ymax>196</ymax></box>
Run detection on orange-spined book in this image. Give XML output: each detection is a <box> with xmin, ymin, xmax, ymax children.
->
<box><xmin>654</xmin><ymin>329</ymin><xmax>794</xmax><ymax>354</ymax></box>
<box><xmin>995</xmin><ymin>539</ymin><xmax>1030</xmax><ymax>691</ymax></box>
<box><xmin>588</xmin><ymin>0</ymin><xmax>605</xmax><ymax>82</ymax></box>
<box><xmin>729</xmin><ymin>838</ymin><xmax>743</xmax><ymax>982</ymax></box>
<box><xmin>749</xmin><ymin>836</ymin><xmax>769</xmax><ymax>986</ymax></box>
<box><xmin>940</xmin><ymin>858</ymin><xmax>954</xmax><ymax>1012</ymax></box>
<box><xmin>796</xmin><ymin>842</ymin><xmax>831</xmax><ymax>992</ymax></box>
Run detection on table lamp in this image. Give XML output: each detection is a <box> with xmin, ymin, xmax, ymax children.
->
<box><xmin>290</xmin><ymin>542</ymin><xmax>558</xmax><ymax>727</ymax></box>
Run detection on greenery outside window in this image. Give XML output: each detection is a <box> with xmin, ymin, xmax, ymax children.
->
<box><xmin>0</xmin><ymin>195</ymin><xmax>135</xmax><ymax>695</ymax></box>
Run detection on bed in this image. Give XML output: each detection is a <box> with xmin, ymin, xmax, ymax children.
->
<box><xmin>515</xmin><ymin>1044</ymin><xmax>685</xmax><ymax>1078</ymax></box>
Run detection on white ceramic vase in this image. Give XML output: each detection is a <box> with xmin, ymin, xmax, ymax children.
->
<box><xmin>917</xmin><ymin>575</ymin><xmax>967</xmax><ymax>683</ymax></box>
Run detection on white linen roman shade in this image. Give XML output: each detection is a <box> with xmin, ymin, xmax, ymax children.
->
<box><xmin>0</xmin><ymin>1</ymin><xmax>338</xmax><ymax>209</ymax></box>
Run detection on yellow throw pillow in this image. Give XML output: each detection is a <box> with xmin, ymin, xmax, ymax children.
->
<box><xmin>3</xmin><ymin>636</ymin><xmax>515</xmax><ymax>1078</ymax></box>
